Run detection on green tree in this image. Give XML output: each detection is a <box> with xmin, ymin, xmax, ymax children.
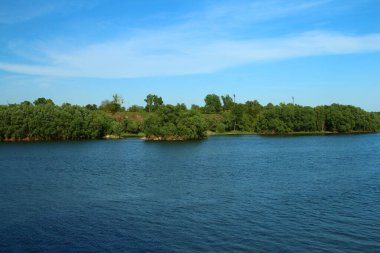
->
<box><xmin>203</xmin><ymin>113</ymin><xmax>225</xmax><ymax>132</ymax></box>
<box><xmin>112</xmin><ymin>94</ymin><xmax>124</xmax><ymax>106</ymax></box>
<box><xmin>85</xmin><ymin>104</ymin><xmax>98</xmax><ymax>110</ymax></box>
<box><xmin>0</xmin><ymin>99</ymin><xmax>114</xmax><ymax>141</ymax></box>
<box><xmin>221</xmin><ymin>95</ymin><xmax>234</xmax><ymax>111</ymax></box>
<box><xmin>245</xmin><ymin>100</ymin><xmax>262</xmax><ymax>116</ymax></box>
<box><xmin>191</xmin><ymin>104</ymin><xmax>201</xmax><ymax>111</ymax></box>
<box><xmin>34</xmin><ymin>98</ymin><xmax>55</xmax><ymax>106</ymax></box>
<box><xmin>256</xmin><ymin>105</ymin><xmax>291</xmax><ymax>134</ymax></box>
<box><xmin>124</xmin><ymin>119</ymin><xmax>141</xmax><ymax>134</ymax></box>
<box><xmin>99</xmin><ymin>94</ymin><xmax>125</xmax><ymax>113</ymax></box>
<box><xmin>1</xmin><ymin>96</ymin><xmax>379</xmax><ymax>142</ymax></box>
<box><xmin>216</xmin><ymin>123</ymin><xmax>226</xmax><ymax>133</ymax></box>
<box><xmin>144</xmin><ymin>105</ymin><xmax>206</xmax><ymax>140</ymax></box>
<box><xmin>315</xmin><ymin>106</ymin><xmax>326</xmax><ymax>131</ymax></box>
<box><xmin>145</xmin><ymin>94</ymin><xmax>164</xmax><ymax>112</ymax></box>
<box><xmin>111</xmin><ymin>121</ymin><xmax>123</xmax><ymax>137</ymax></box>
<box><xmin>128</xmin><ymin>105</ymin><xmax>144</xmax><ymax>112</ymax></box>
<box><xmin>204</xmin><ymin>94</ymin><xmax>222</xmax><ymax>113</ymax></box>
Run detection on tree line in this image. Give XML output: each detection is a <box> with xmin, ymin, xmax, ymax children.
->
<box><xmin>0</xmin><ymin>94</ymin><xmax>379</xmax><ymax>141</ymax></box>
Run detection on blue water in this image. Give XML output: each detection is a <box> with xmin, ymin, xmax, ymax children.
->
<box><xmin>1</xmin><ymin>134</ymin><xmax>380</xmax><ymax>252</ymax></box>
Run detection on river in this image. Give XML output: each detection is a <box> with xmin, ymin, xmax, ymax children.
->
<box><xmin>1</xmin><ymin>134</ymin><xmax>380</xmax><ymax>252</ymax></box>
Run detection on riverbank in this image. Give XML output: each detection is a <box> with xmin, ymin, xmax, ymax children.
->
<box><xmin>207</xmin><ymin>131</ymin><xmax>257</xmax><ymax>136</ymax></box>
<box><xmin>207</xmin><ymin>130</ymin><xmax>379</xmax><ymax>137</ymax></box>
<box><xmin>1</xmin><ymin>130</ymin><xmax>378</xmax><ymax>142</ymax></box>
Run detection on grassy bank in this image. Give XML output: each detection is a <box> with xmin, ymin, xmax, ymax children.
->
<box><xmin>207</xmin><ymin>131</ymin><xmax>257</xmax><ymax>136</ymax></box>
<box><xmin>207</xmin><ymin>130</ymin><xmax>379</xmax><ymax>137</ymax></box>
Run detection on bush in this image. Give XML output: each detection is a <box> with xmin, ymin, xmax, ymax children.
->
<box><xmin>216</xmin><ymin>123</ymin><xmax>226</xmax><ymax>133</ymax></box>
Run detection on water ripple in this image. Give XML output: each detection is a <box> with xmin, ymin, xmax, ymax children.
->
<box><xmin>1</xmin><ymin>135</ymin><xmax>380</xmax><ymax>252</ymax></box>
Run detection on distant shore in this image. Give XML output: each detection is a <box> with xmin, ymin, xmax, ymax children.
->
<box><xmin>1</xmin><ymin>130</ymin><xmax>379</xmax><ymax>142</ymax></box>
<box><xmin>207</xmin><ymin>130</ymin><xmax>378</xmax><ymax>136</ymax></box>
<box><xmin>2</xmin><ymin>97</ymin><xmax>379</xmax><ymax>143</ymax></box>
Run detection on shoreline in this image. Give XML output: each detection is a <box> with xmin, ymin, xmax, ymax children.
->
<box><xmin>1</xmin><ymin>130</ymin><xmax>378</xmax><ymax>142</ymax></box>
<box><xmin>207</xmin><ymin>130</ymin><xmax>378</xmax><ymax>137</ymax></box>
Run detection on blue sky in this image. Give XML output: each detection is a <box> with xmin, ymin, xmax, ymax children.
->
<box><xmin>0</xmin><ymin>0</ymin><xmax>379</xmax><ymax>111</ymax></box>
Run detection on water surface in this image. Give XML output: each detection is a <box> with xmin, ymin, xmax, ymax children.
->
<box><xmin>1</xmin><ymin>134</ymin><xmax>380</xmax><ymax>252</ymax></box>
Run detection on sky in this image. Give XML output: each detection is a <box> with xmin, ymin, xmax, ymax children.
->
<box><xmin>0</xmin><ymin>0</ymin><xmax>379</xmax><ymax>111</ymax></box>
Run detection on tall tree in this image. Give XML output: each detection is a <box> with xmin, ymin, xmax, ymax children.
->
<box><xmin>33</xmin><ymin>98</ymin><xmax>55</xmax><ymax>106</ymax></box>
<box><xmin>245</xmin><ymin>100</ymin><xmax>262</xmax><ymax>117</ymax></box>
<box><xmin>221</xmin><ymin>95</ymin><xmax>234</xmax><ymax>111</ymax></box>
<box><xmin>112</xmin><ymin>94</ymin><xmax>124</xmax><ymax>106</ymax></box>
<box><xmin>85</xmin><ymin>104</ymin><xmax>98</xmax><ymax>110</ymax></box>
<box><xmin>204</xmin><ymin>94</ymin><xmax>222</xmax><ymax>113</ymax></box>
<box><xmin>144</xmin><ymin>104</ymin><xmax>206</xmax><ymax>140</ymax></box>
<box><xmin>100</xmin><ymin>94</ymin><xmax>125</xmax><ymax>113</ymax></box>
<box><xmin>144</xmin><ymin>94</ymin><xmax>163</xmax><ymax>112</ymax></box>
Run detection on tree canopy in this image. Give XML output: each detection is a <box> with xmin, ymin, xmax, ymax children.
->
<box><xmin>204</xmin><ymin>94</ymin><xmax>222</xmax><ymax>113</ymax></box>
<box><xmin>144</xmin><ymin>94</ymin><xmax>163</xmax><ymax>113</ymax></box>
<box><xmin>99</xmin><ymin>94</ymin><xmax>125</xmax><ymax>113</ymax></box>
<box><xmin>0</xmin><ymin>101</ymin><xmax>113</xmax><ymax>141</ymax></box>
<box><xmin>1</xmin><ymin>94</ymin><xmax>379</xmax><ymax>142</ymax></box>
<box><xmin>144</xmin><ymin>104</ymin><xmax>207</xmax><ymax>140</ymax></box>
<box><xmin>221</xmin><ymin>95</ymin><xmax>234</xmax><ymax>111</ymax></box>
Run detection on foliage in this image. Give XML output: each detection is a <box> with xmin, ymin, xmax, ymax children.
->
<box><xmin>0</xmin><ymin>100</ymin><xmax>113</xmax><ymax>141</ymax></box>
<box><xmin>144</xmin><ymin>94</ymin><xmax>163</xmax><ymax>112</ymax></box>
<box><xmin>144</xmin><ymin>104</ymin><xmax>207</xmax><ymax>140</ymax></box>
<box><xmin>124</xmin><ymin>119</ymin><xmax>141</xmax><ymax>134</ymax></box>
<box><xmin>34</xmin><ymin>98</ymin><xmax>55</xmax><ymax>106</ymax></box>
<box><xmin>202</xmin><ymin>113</ymin><xmax>225</xmax><ymax>132</ymax></box>
<box><xmin>254</xmin><ymin>103</ymin><xmax>379</xmax><ymax>134</ymax></box>
<box><xmin>85</xmin><ymin>104</ymin><xmax>98</xmax><ymax>110</ymax></box>
<box><xmin>216</xmin><ymin>123</ymin><xmax>226</xmax><ymax>133</ymax></box>
<box><xmin>1</xmin><ymin>95</ymin><xmax>379</xmax><ymax>142</ymax></box>
<box><xmin>221</xmin><ymin>95</ymin><xmax>234</xmax><ymax>111</ymax></box>
<box><xmin>128</xmin><ymin>105</ymin><xmax>144</xmax><ymax>112</ymax></box>
<box><xmin>99</xmin><ymin>94</ymin><xmax>125</xmax><ymax>113</ymax></box>
<box><xmin>204</xmin><ymin>94</ymin><xmax>222</xmax><ymax>113</ymax></box>
<box><xmin>191</xmin><ymin>104</ymin><xmax>201</xmax><ymax>111</ymax></box>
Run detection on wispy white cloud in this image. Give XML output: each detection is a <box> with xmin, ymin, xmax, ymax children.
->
<box><xmin>1</xmin><ymin>0</ymin><xmax>379</xmax><ymax>78</ymax></box>
<box><xmin>2</xmin><ymin>31</ymin><xmax>380</xmax><ymax>78</ymax></box>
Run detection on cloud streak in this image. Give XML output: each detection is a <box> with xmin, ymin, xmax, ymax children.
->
<box><xmin>1</xmin><ymin>0</ymin><xmax>380</xmax><ymax>78</ymax></box>
<box><xmin>1</xmin><ymin>31</ymin><xmax>380</xmax><ymax>78</ymax></box>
